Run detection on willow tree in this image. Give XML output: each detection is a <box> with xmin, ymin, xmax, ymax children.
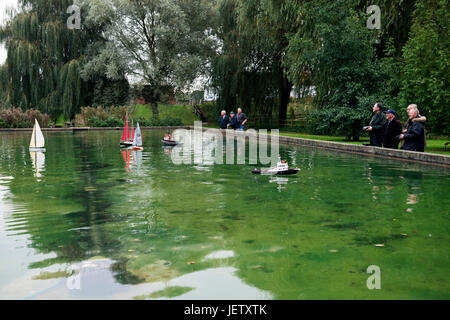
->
<box><xmin>0</xmin><ymin>0</ymin><xmax>128</xmax><ymax>118</ymax></box>
<box><xmin>212</xmin><ymin>0</ymin><xmax>293</xmax><ymax>128</ymax></box>
<box><xmin>77</xmin><ymin>0</ymin><xmax>218</xmax><ymax>116</ymax></box>
<box><xmin>284</xmin><ymin>0</ymin><xmax>385</xmax><ymax>140</ymax></box>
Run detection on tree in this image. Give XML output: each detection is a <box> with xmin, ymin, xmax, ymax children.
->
<box><xmin>284</xmin><ymin>0</ymin><xmax>386</xmax><ymax>140</ymax></box>
<box><xmin>400</xmin><ymin>0</ymin><xmax>449</xmax><ymax>135</ymax></box>
<box><xmin>77</xmin><ymin>0</ymin><xmax>218</xmax><ymax>116</ymax></box>
<box><xmin>0</xmin><ymin>0</ymin><xmax>129</xmax><ymax>118</ymax></box>
<box><xmin>236</xmin><ymin>0</ymin><xmax>296</xmax><ymax>125</ymax></box>
<box><xmin>212</xmin><ymin>0</ymin><xmax>296</xmax><ymax>128</ymax></box>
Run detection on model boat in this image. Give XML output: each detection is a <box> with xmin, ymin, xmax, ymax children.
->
<box><xmin>130</xmin><ymin>122</ymin><xmax>143</xmax><ymax>151</ymax></box>
<box><xmin>161</xmin><ymin>131</ymin><xmax>179</xmax><ymax>146</ymax></box>
<box><xmin>29</xmin><ymin>119</ymin><xmax>46</xmax><ymax>152</ymax></box>
<box><xmin>120</xmin><ymin>113</ymin><xmax>134</xmax><ymax>147</ymax></box>
<box><xmin>252</xmin><ymin>157</ymin><xmax>299</xmax><ymax>175</ymax></box>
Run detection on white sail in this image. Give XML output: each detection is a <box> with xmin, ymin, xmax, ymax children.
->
<box><xmin>30</xmin><ymin>119</ymin><xmax>45</xmax><ymax>149</ymax></box>
<box><xmin>133</xmin><ymin>122</ymin><xmax>142</xmax><ymax>147</ymax></box>
<box><xmin>29</xmin><ymin>124</ymin><xmax>36</xmax><ymax>148</ymax></box>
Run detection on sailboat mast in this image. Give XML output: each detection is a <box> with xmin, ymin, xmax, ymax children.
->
<box><xmin>35</xmin><ymin>121</ymin><xmax>37</xmax><ymax>148</ymax></box>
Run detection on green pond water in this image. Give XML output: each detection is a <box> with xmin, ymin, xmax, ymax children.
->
<box><xmin>0</xmin><ymin>130</ymin><xmax>449</xmax><ymax>300</ymax></box>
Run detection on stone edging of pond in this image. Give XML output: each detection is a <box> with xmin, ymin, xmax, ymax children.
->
<box><xmin>207</xmin><ymin>128</ymin><xmax>450</xmax><ymax>168</ymax></box>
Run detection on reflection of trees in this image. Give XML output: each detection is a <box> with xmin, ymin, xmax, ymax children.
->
<box><xmin>2</xmin><ymin>132</ymin><xmax>126</xmax><ymax>269</ymax></box>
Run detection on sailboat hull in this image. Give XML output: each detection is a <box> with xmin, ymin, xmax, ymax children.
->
<box><xmin>29</xmin><ymin>147</ymin><xmax>46</xmax><ymax>152</ymax></box>
<box><xmin>120</xmin><ymin>141</ymin><xmax>133</xmax><ymax>147</ymax></box>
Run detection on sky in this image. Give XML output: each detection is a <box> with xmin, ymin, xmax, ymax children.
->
<box><xmin>0</xmin><ymin>0</ymin><xmax>18</xmax><ymax>64</ymax></box>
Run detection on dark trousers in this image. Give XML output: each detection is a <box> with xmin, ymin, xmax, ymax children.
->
<box><xmin>370</xmin><ymin>135</ymin><xmax>383</xmax><ymax>147</ymax></box>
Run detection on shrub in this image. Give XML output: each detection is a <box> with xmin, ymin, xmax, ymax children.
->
<box><xmin>76</xmin><ymin>106</ymin><xmax>108</xmax><ymax>126</ymax></box>
<box><xmin>88</xmin><ymin>117</ymin><xmax>123</xmax><ymax>127</ymax></box>
<box><xmin>0</xmin><ymin>107</ymin><xmax>50</xmax><ymax>128</ymax></box>
<box><xmin>196</xmin><ymin>102</ymin><xmax>217</xmax><ymax>122</ymax></box>
<box><xmin>135</xmin><ymin>116</ymin><xmax>182</xmax><ymax>127</ymax></box>
<box><xmin>76</xmin><ymin>106</ymin><xmax>130</xmax><ymax>127</ymax></box>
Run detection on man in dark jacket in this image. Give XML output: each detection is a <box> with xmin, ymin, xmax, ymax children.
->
<box><xmin>382</xmin><ymin>109</ymin><xmax>403</xmax><ymax>149</ymax></box>
<box><xmin>365</xmin><ymin>103</ymin><xmax>387</xmax><ymax>147</ymax></box>
<box><xmin>236</xmin><ymin>108</ymin><xmax>248</xmax><ymax>131</ymax></box>
<box><xmin>399</xmin><ymin>104</ymin><xmax>425</xmax><ymax>152</ymax></box>
<box><xmin>218</xmin><ymin>110</ymin><xmax>229</xmax><ymax>129</ymax></box>
<box><xmin>228</xmin><ymin>112</ymin><xmax>239</xmax><ymax>130</ymax></box>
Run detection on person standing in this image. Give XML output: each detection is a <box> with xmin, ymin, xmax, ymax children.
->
<box><xmin>237</xmin><ymin>108</ymin><xmax>248</xmax><ymax>131</ymax></box>
<box><xmin>382</xmin><ymin>109</ymin><xmax>403</xmax><ymax>149</ymax></box>
<box><xmin>228</xmin><ymin>111</ymin><xmax>239</xmax><ymax>130</ymax></box>
<box><xmin>218</xmin><ymin>110</ymin><xmax>229</xmax><ymax>129</ymax></box>
<box><xmin>401</xmin><ymin>104</ymin><xmax>427</xmax><ymax>149</ymax></box>
<box><xmin>364</xmin><ymin>103</ymin><xmax>387</xmax><ymax>147</ymax></box>
<box><xmin>399</xmin><ymin>104</ymin><xmax>426</xmax><ymax>152</ymax></box>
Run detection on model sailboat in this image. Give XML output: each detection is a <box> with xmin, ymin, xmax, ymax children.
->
<box><xmin>29</xmin><ymin>119</ymin><xmax>46</xmax><ymax>152</ymax></box>
<box><xmin>120</xmin><ymin>112</ymin><xmax>134</xmax><ymax>147</ymax></box>
<box><xmin>131</xmin><ymin>122</ymin><xmax>143</xmax><ymax>151</ymax></box>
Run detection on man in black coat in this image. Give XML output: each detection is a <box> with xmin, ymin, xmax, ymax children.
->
<box><xmin>365</xmin><ymin>103</ymin><xmax>387</xmax><ymax>147</ymax></box>
<box><xmin>399</xmin><ymin>104</ymin><xmax>425</xmax><ymax>152</ymax></box>
<box><xmin>218</xmin><ymin>110</ymin><xmax>229</xmax><ymax>129</ymax></box>
<box><xmin>228</xmin><ymin>112</ymin><xmax>239</xmax><ymax>130</ymax></box>
<box><xmin>382</xmin><ymin>109</ymin><xmax>403</xmax><ymax>149</ymax></box>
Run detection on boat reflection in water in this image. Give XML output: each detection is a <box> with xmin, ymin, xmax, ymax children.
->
<box><xmin>122</xmin><ymin>149</ymin><xmax>143</xmax><ymax>177</ymax></box>
<box><xmin>269</xmin><ymin>176</ymin><xmax>289</xmax><ymax>192</ymax></box>
<box><xmin>30</xmin><ymin>151</ymin><xmax>45</xmax><ymax>181</ymax></box>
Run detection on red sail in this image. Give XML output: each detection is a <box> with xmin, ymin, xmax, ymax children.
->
<box><xmin>121</xmin><ymin>115</ymin><xmax>129</xmax><ymax>141</ymax></box>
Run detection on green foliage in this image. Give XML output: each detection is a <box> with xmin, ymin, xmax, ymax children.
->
<box><xmin>285</xmin><ymin>0</ymin><xmax>386</xmax><ymax>140</ymax></box>
<box><xmin>399</xmin><ymin>0</ymin><xmax>449</xmax><ymax>135</ymax></box>
<box><xmin>196</xmin><ymin>102</ymin><xmax>217</xmax><ymax>123</ymax></box>
<box><xmin>212</xmin><ymin>0</ymin><xmax>293</xmax><ymax>128</ymax></box>
<box><xmin>0</xmin><ymin>0</ymin><xmax>129</xmax><ymax>118</ymax></box>
<box><xmin>75</xmin><ymin>106</ymin><xmax>127</xmax><ymax>127</ymax></box>
<box><xmin>134</xmin><ymin>117</ymin><xmax>183</xmax><ymax>127</ymax></box>
<box><xmin>79</xmin><ymin>0</ymin><xmax>218</xmax><ymax>110</ymax></box>
<box><xmin>88</xmin><ymin>117</ymin><xmax>123</xmax><ymax>128</ymax></box>
<box><xmin>0</xmin><ymin>107</ymin><xmax>50</xmax><ymax>128</ymax></box>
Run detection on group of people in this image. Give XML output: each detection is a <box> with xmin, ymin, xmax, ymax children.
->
<box><xmin>218</xmin><ymin>103</ymin><xmax>426</xmax><ymax>152</ymax></box>
<box><xmin>364</xmin><ymin>103</ymin><xmax>426</xmax><ymax>152</ymax></box>
<box><xmin>218</xmin><ymin>108</ymin><xmax>248</xmax><ymax>131</ymax></box>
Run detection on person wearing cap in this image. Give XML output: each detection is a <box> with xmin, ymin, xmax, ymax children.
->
<box><xmin>382</xmin><ymin>109</ymin><xmax>403</xmax><ymax>149</ymax></box>
<box><xmin>218</xmin><ymin>110</ymin><xmax>229</xmax><ymax>129</ymax></box>
<box><xmin>364</xmin><ymin>102</ymin><xmax>387</xmax><ymax>147</ymax></box>
<box><xmin>228</xmin><ymin>111</ymin><xmax>239</xmax><ymax>130</ymax></box>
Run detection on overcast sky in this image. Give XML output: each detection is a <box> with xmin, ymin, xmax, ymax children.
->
<box><xmin>0</xmin><ymin>0</ymin><xmax>18</xmax><ymax>64</ymax></box>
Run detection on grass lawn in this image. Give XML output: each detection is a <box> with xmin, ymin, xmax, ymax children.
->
<box><xmin>133</xmin><ymin>104</ymin><xmax>198</xmax><ymax>125</ymax></box>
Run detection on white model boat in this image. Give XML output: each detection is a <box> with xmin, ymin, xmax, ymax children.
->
<box><xmin>252</xmin><ymin>157</ymin><xmax>299</xmax><ymax>175</ymax></box>
<box><xmin>130</xmin><ymin>122</ymin><xmax>143</xmax><ymax>151</ymax></box>
<box><xmin>29</xmin><ymin>119</ymin><xmax>46</xmax><ymax>152</ymax></box>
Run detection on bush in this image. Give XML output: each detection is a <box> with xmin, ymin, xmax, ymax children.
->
<box><xmin>0</xmin><ymin>107</ymin><xmax>50</xmax><ymax>128</ymax></box>
<box><xmin>135</xmin><ymin>116</ymin><xmax>183</xmax><ymax>127</ymax></box>
<box><xmin>76</xmin><ymin>106</ymin><xmax>108</xmax><ymax>126</ymax></box>
<box><xmin>88</xmin><ymin>117</ymin><xmax>123</xmax><ymax>127</ymax></box>
<box><xmin>77</xmin><ymin>106</ymin><xmax>127</xmax><ymax>127</ymax></box>
<box><xmin>196</xmin><ymin>102</ymin><xmax>217</xmax><ymax>122</ymax></box>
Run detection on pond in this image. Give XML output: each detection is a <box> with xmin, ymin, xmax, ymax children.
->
<box><xmin>0</xmin><ymin>130</ymin><xmax>449</xmax><ymax>299</ymax></box>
